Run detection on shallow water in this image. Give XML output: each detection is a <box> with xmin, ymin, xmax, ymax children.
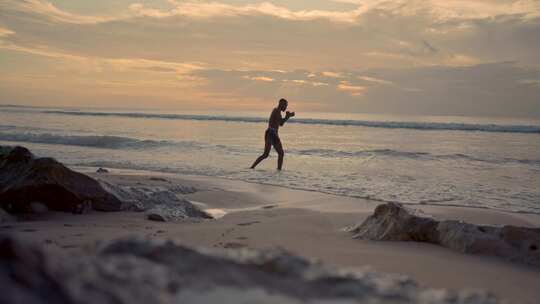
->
<box><xmin>2</xmin><ymin>106</ymin><xmax>540</xmax><ymax>213</ymax></box>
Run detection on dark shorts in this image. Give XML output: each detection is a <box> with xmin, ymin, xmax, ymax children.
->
<box><xmin>265</xmin><ymin>128</ymin><xmax>280</xmax><ymax>145</ymax></box>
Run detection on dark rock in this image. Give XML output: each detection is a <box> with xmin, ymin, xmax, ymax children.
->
<box><xmin>169</xmin><ymin>184</ymin><xmax>197</xmax><ymax>194</ymax></box>
<box><xmin>348</xmin><ymin>203</ymin><xmax>540</xmax><ymax>267</ymax></box>
<box><xmin>147</xmin><ymin>213</ymin><xmax>167</xmax><ymax>222</ymax></box>
<box><xmin>0</xmin><ymin>208</ymin><xmax>15</xmax><ymax>223</ymax></box>
<box><xmin>29</xmin><ymin>202</ymin><xmax>48</xmax><ymax>214</ymax></box>
<box><xmin>96</xmin><ymin>167</ymin><xmax>109</xmax><ymax>173</ymax></box>
<box><xmin>149</xmin><ymin>177</ymin><xmax>167</xmax><ymax>182</ymax></box>
<box><xmin>0</xmin><ymin>146</ymin><xmax>127</xmax><ymax>212</ymax></box>
<box><xmin>0</xmin><ymin>235</ymin><xmax>499</xmax><ymax>304</ymax></box>
<box><xmin>72</xmin><ymin>200</ymin><xmax>93</xmax><ymax>214</ymax></box>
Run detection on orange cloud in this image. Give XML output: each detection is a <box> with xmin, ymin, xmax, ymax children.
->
<box><xmin>338</xmin><ymin>81</ymin><xmax>366</xmax><ymax>96</ymax></box>
<box><xmin>243</xmin><ymin>75</ymin><xmax>275</xmax><ymax>82</ymax></box>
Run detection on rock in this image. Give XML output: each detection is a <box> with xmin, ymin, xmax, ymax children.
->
<box><xmin>348</xmin><ymin>203</ymin><xmax>540</xmax><ymax>267</ymax></box>
<box><xmin>436</xmin><ymin>221</ymin><xmax>540</xmax><ymax>265</ymax></box>
<box><xmin>96</xmin><ymin>167</ymin><xmax>109</xmax><ymax>173</ymax></box>
<box><xmin>169</xmin><ymin>184</ymin><xmax>197</xmax><ymax>194</ymax></box>
<box><xmin>29</xmin><ymin>202</ymin><xmax>49</xmax><ymax>214</ymax></box>
<box><xmin>0</xmin><ymin>146</ymin><xmax>127</xmax><ymax>212</ymax></box>
<box><xmin>0</xmin><ymin>208</ymin><xmax>15</xmax><ymax>223</ymax></box>
<box><xmin>0</xmin><ymin>235</ymin><xmax>500</xmax><ymax>304</ymax></box>
<box><xmin>149</xmin><ymin>177</ymin><xmax>167</xmax><ymax>182</ymax></box>
<box><xmin>99</xmin><ymin>180</ymin><xmax>210</xmax><ymax>220</ymax></box>
<box><xmin>348</xmin><ymin>202</ymin><xmax>439</xmax><ymax>242</ymax></box>
<box><xmin>145</xmin><ymin>193</ymin><xmax>212</xmax><ymax>222</ymax></box>
<box><xmin>72</xmin><ymin>200</ymin><xmax>93</xmax><ymax>214</ymax></box>
<box><xmin>147</xmin><ymin>212</ymin><xmax>166</xmax><ymax>222</ymax></box>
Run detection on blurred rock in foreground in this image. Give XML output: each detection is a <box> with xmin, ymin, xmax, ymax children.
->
<box><xmin>0</xmin><ymin>235</ymin><xmax>498</xmax><ymax>304</ymax></box>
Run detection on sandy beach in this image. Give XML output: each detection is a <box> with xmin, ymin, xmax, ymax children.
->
<box><xmin>3</xmin><ymin>169</ymin><xmax>540</xmax><ymax>304</ymax></box>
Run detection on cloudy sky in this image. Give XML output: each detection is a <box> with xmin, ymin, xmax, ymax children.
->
<box><xmin>1</xmin><ymin>0</ymin><xmax>540</xmax><ymax>117</ymax></box>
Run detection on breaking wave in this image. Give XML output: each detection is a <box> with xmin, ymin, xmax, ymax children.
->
<box><xmin>1</xmin><ymin>130</ymin><xmax>538</xmax><ymax>166</ymax></box>
<box><xmin>0</xmin><ymin>132</ymin><xmax>184</xmax><ymax>149</ymax></box>
<box><xmin>41</xmin><ymin>110</ymin><xmax>540</xmax><ymax>134</ymax></box>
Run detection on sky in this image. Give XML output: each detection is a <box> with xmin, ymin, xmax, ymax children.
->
<box><xmin>1</xmin><ymin>0</ymin><xmax>540</xmax><ymax>117</ymax></box>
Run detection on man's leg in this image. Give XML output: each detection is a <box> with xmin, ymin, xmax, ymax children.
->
<box><xmin>274</xmin><ymin>137</ymin><xmax>284</xmax><ymax>170</ymax></box>
<box><xmin>250</xmin><ymin>137</ymin><xmax>271</xmax><ymax>169</ymax></box>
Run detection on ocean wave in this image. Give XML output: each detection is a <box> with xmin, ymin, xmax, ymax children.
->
<box><xmin>41</xmin><ymin>110</ymin><xmax>540</xmax><ymax>134</ymax></box>
<box><xmin>0</xmin><ymin>132</ymin><xmax>188</xmax><ymax>149</ymax></box>
<box><xmin>293</xmin><ymin>148</ymin><xmax>540</xmax><ymax>165</ymax></box>
<box><xmin>2</xmin><ymin>130</ymin><xmax>538</xmax><ymax>165</ymax></box>
<box><xmin>295</xmin><ymin>148</ymin><xmax>429</xmax><ymax>159</ymax></box>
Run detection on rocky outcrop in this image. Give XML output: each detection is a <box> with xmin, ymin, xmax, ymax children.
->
<box><xmin>0</xmin><ymin>235</ymin><xmax>499</xmax><ymax>304</ymax></box>
<box><xmin>0</xmin><ymin>146</ymin><xmax>128</xmax><ymax>212</ymax></box>
<box><xmin>348</xmin><ymin>203</ymin><xmax>540</xmax><ymax>267</ymax></box>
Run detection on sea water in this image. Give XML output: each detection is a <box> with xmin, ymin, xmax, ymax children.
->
<box><xmin>1</xmin><ymin>105</ymin><xmax>539</xmax><ymax>213</ymax></box>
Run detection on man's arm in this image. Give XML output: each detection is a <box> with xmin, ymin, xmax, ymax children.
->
<box><xmin>280</xmin><ymin>113</ymin><xmax>288</xmax><ymax>126</ymax></box>
<box><xmin>280</xmin><ymin>111</ymin><xmax>295</xmax><ymax>126</ymax></box>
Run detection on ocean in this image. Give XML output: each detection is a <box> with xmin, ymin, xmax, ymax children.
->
<box><xmin>1</xmin><ymin>105</ymin><xmax>539</xmax><ymax>214</ymax></box>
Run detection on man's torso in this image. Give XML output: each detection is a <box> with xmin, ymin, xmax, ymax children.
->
<box><xmin>268</xmin><ymin>108</ymin><xmax>282</xmax><ymax>131</ymax></box>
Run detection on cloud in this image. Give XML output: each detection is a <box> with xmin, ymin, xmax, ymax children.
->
<box><xmin>10</xmin><ymin>0</ymin><xmax>538</xmax><ymax>28</ymax></box>
<box><xmin>518</xmin><ymin>79</ymin><xmax>540</xmax><ymax>86</ymax></box>
<box><xmin>5</xmin><ymin>0</ymin><xmax>129</xmax><ymax>24</ymax></box>
<box><xmin>243</xmin><ymin>75</ymin><xmax>275</xmax><ymax>82</ymax></box>
<box><xmin>3</xmin><ymin>0</ymin><xmax>540</xmax><ymax>71</ymax></box>
<box><xmin>358</xmin><ymin>76</ymin><xmax>394</xmax><ymax>85</ymax></box>
<box><xmin>3</xmin><ymin>0</ymin><xmax>368</xmax><ymax>25</ymax></box>
<box><xmin>333</xmin><ymin>0</ymin><xmax>540</xmax><ymax>21</ymax></box>
<box><xmin>322</xmin><ymin>71</ymin><xmax>343</xmax><ymax>78</ymax></box>
<box><xmin>288</xmin><ymin>79</ymin><xmax>308</xmax><ymax>84</ymax></box>
<box><xmin>136</xmin><ymin>66</ymin><xmax>178</xmax><ymax>73</ymax></box>
<box><xmin>190</xmin><ymin>62</ymin><xmax>540</xmax><ymax>116</ymax></box>
<box><xmin>0</xmin><ymin>35</ymin><xmax>204</xmax><ymax>75</ymax></box>
<box><xmin>130</xmin><ymin>1</ymin><xmax>366</xmax><ymax>23</ymax></box>
<box><xmin>0</xmin><ymin>27</ymin><xmax>15</xmax><ymax>37</ymax></box>
<box><xmin>337</xmin><ymin>81</ymin><xmax>366</xmax><ymax>96</ymax></box>
<box><xmin>354</xmin><ymin>62</ymin><xmax>540</xmax><ymax>116</ymax></box>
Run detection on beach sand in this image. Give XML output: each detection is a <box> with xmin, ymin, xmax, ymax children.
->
<box><xmin>3</xmin><ymin>170</ymin><xmax>540</xmax><ymax>304</ymax></box>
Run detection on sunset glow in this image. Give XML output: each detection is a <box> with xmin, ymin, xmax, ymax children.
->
<box><xmin>1</xmin><ymin>0</ymin><xmax>540</xmax><ymax>116</ymax></box>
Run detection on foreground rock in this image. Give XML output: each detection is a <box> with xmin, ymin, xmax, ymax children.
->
<box><xmin>348</xmin><ymin>203</ymin><xmax>540</xmax><ymax>267</ymax></box>
<box><xmin>0</xmin><ymin>146</ymin><xmax>127</xmax><ymax>212</ymax></box>
<box><xmin>0</xmin><ymin>235</ymin><xmax>498</xmax><ymax>304</ymax></box>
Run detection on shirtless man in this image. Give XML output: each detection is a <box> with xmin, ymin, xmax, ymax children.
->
<box><xmin>250</xmin><ymin>98</ymin><xmax>295</xmax><ymax>170</ymax></box>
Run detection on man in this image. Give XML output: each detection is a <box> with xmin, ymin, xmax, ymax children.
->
<box><xmin>250</xmin><ymin>98</ymin><xmax>295</xmax><ymax>170</ymax></box>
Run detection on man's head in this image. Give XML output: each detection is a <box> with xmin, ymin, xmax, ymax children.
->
<box><xmin>278</xmin><ymin>98</ymin><xmax>288</xmax><ymax>111</ymax></box>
